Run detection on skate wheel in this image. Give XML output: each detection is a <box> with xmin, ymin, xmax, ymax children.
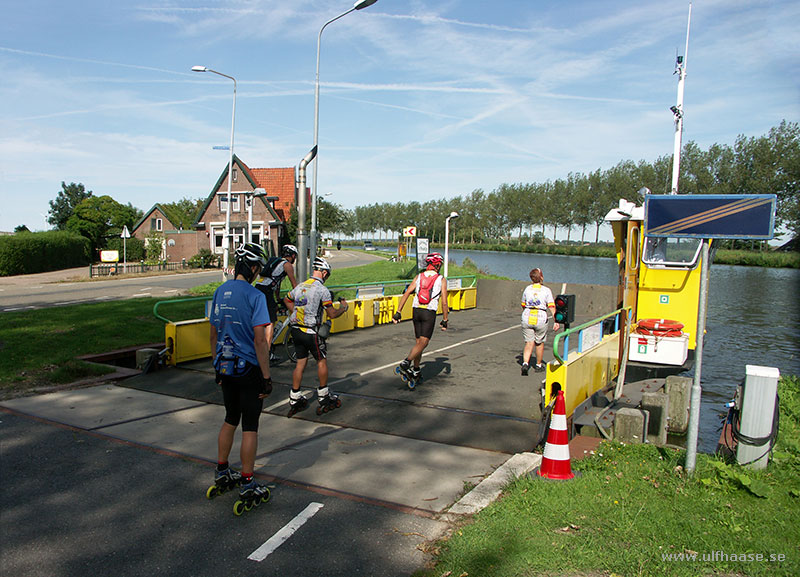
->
<box><xmin>334</xmin><ymin>399</ymin><xmax>342</xmax><ymax>408</ymax></box>
<box><xmin>316</xmin><ymin>406</ymin><xmax>324</xmax><ymax>415</ymax></box>
<box><xmin>233</xmin><ymin>500</ymin><xmax>246</xmax><ymax>516</ymax></box>
<box><xmin>245</xmin><ymin>501</ymin><xmax>254</xmax><ymax>512</ymax></box>
<box><xmin>394</xmin><ymin>366</ymin><xmax>402</xmax><ymax>375</ymax></box>
<box><xmin>407</xmin><ymin>380</ymin><xmax>416</xmax><ymax>390</ymax></box>
<box><xmin>259</xmin><ymin>490</ymin><xmax>271</xmax><ymax>505</ymax></box>
<box><xmin>206</xmin><ymin>485</ymin><xmax>219</xmax><ymax>500</ymax></box>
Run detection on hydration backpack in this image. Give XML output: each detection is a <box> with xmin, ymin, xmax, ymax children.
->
<box><xmin>416</xmin><ymin>273</ymin><xmax>440</xmax><ymax>305</ymax></box>
<box><xmin>262</xmin><ymin>257</ymin><xmax>286</xmax><ymax>290</ymax></box>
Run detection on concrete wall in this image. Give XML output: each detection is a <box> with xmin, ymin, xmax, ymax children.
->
<box><xmin>476</xmin><ymin>278</ymin><xmax>617</xmax><ymax>320</ymax></box>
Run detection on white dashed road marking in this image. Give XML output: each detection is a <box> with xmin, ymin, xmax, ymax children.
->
<box><xmin>248</xmin><ymin>502</ymin><xmax>324</xmax><ymax>562</ymax></box>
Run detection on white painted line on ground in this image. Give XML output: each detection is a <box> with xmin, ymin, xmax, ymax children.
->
<box><xmin>3</xmin><ymin>306</ymin><xmax>36</xmax><ymax>312</ymax></box>
<box><xmin>328</xmin><ymin>324</ymin><xmax>518</xmax><ymax>387</ymax></box>
<box><xmin>132</xmin><ymin>293</ymin><xmax>151</xmax><ymax>298</ymax></box>
<box><xmin>164</xmin><ymin>289</ymin><xmax>179</xmax><ymax>293</ymax></box>
<box><xmin>248</xmin><ymin>502</ymin><xmax>324</xmax><ymax>562</ymax></box>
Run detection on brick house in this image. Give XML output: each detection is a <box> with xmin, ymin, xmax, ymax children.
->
<box><xmin>131</xmin><ymin>156</ymin><xmax>297</xmax><ymax>263</ymax></box>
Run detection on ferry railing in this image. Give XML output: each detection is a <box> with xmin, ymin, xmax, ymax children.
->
<box><xmin>551</xmin><ymin>306</ymin><xmax>631</xmax><ymax>364</ymax></box>
<box><xmin>545</xmin><ymin>306</ymin><xmax>631</xmax><ymax>421</ymax></box>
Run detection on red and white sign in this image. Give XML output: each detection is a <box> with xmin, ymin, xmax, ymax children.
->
<box><xmin>403</xmin><ymin>226</ymin><xmax>417</xmax><ymax>237</ymax></box>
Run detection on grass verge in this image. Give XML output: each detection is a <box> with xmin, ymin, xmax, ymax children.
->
<box><xmin>0</xmin><ymin>298</ymin><xmax>208</xmax><ymax>397</ymax></box>
<box><xmin>415</xmin><ymin>375</ymin><xmax>800</xmax><ymax>577</ymax></box>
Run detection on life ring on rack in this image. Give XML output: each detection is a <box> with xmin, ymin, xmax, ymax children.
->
<box><xmin>635</xmin><ymin>318</ymin><xmax>684</xmax><ymax>337</ymax></box>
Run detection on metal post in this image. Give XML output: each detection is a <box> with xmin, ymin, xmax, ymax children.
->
<box><xmin>685</xmin><ymin>238</ymin><xmax>709</xmax><ymax>474</ymax></box>
<box><xmin>444</xmin><ymin>218</ymin><xmax>451</xmax><ymax>278</ymax></box>
<box><xmin>311</xmin><ymin>1</ymin><xmax>379</xmax><ymax>269</ymax></box>
<box><xmin>670</xmin><ymin>3</ymin><xmax>691</xmax><ymax>194</ymax></box>
<box><xmin>297</xmin><ymin>146</ymin><xmax>318</xmax><ymax>282</ymax></box>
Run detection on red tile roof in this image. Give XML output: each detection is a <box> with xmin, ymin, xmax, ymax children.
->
<box><xmin>250</xmin><ymin>167</ymin><xmax>296</xmax><ymax>222</ymax></box>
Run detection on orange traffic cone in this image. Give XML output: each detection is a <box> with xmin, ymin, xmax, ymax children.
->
<box><xmin>537</xmin><ymin>390</ymin><xmax>574</xmax><ymax>480</ymax></box>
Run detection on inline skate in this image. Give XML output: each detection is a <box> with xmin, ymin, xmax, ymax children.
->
<box><xmin>394</xmin><ymin>359</ymin><xmax>420</xmax><ymax>390</ymax></box>
<box><xmin>287</xmin><ymin>392</ymin><xmax>309</xmax><ymax>418</ymax></box>
<box><xmin>316</xmin><ymin>387</ymin><xmax>342</xmax><ymax>415</ymax></box>
<box><xmin>205</xmin><ymin>466</ymin><xmax>242</xmax><ymax>499</ymax></box>
<box><xmin>233</xmin><ymin>479</ymin><xmax>271</xmax><ymax>516</ymax></box>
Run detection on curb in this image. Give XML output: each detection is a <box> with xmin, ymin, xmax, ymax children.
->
<box><xmin>444</xmin><ymin>451</ymin><xmax>542</xmax><ymax>518</ymax></box>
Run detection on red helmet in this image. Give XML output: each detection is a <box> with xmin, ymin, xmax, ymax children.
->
<box><xmin>425</xmin><ymin>252</ymin><xmax>444</xmax><ymax>267</ymax></box>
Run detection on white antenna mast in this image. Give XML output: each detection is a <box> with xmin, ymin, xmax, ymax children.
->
<box><xmin>670</xmin><ymin>3</ymin><xmax>692</xmax><ymax>194</ymax></box>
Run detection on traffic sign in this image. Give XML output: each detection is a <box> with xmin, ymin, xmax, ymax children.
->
<box><xmin>121</xmin><ymin>225</ymin><xmax>131</xmax><ymax>239</ymax></box>
<box><xmin>403</xmin><ymin>226</ymin><xmax>417</xmax><ymax>237</ymax></box>
<box><xmin>645</xmin><ymin>194</ymin><xmax>776</xmax><ymax>239</ymax></box>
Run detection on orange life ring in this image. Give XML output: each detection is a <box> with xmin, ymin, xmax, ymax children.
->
<box><xmin>635</xmin><ymin>318</ymin><xmax>684</xmax><ymax>337</ymax></box>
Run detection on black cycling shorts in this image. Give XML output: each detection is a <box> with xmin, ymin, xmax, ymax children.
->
<box><xmin>218</xmin><ymin>364</ymin><xmax>264</xmax><ymax>432</ymax></box>
<box><xmin>255</xmin><ymin>285</ymin><xmax>278</xmax><ymax>325</ymax></box>
<box><xmin>412</xmin><ymin>308</ymin><xmax>437</xmax><ymax>340</ymax></box>
<box><xmin>291</xmin><ymin>326</ymin><xmax>327</xmax><ymax>361</ymax></box>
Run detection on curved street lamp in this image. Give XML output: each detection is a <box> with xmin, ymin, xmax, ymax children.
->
<box><xmin>192</xmin><ymin>65</ymin><xmax>236</xmax><ymax>281</ymax></box>
<box><xmin>444</xmin><ymin>211</ymin><xmax>459</xmax><ymax>278</ymax></box>
<box><xmin>310</xmin><ymin>0</ymin><xmax>379</xmax><ymax>273</ymax></box>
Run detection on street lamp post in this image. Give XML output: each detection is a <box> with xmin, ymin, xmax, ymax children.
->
<box><xmin>444</xmin><ymin>211</ymin><xmax>459</xmax><ymax>278</ymax></box>
<box><xmin>310</xmin><ymin>0</ymin><xmax>378</xmax><ymax>273</ymax></box>
<box><xmin>192</xmin><ymin>65</ymin><xmax>236</xmax><ymax>281</ymax></box>
<box><xmin>249</xmin><ymin>188</ymin><xmax>266</xmax><ymax>247</ymax></box>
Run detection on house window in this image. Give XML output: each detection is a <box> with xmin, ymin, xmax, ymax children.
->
<box><xmin>232</xmin><ymin>168</ymin><xmax>238</xmax><ymax>183</ymax></box>
<box><xmin>219</xmin><ymin>194</ymin><xmax>241</xmax><ymax>213</ymax></box>
<box><xmin>230</xmin><ymin>227</ymin><xmax>245</xmax><ymax>251</ymax></box>
<box><xmin>214</xmin><ymin>229</ymin><xmax>224</xmax><ymax>253</ymax></box>
<box><xmin>150</xmin><ymin>217</ymin><xmax>163</xmax><ymax>232</ymax></box>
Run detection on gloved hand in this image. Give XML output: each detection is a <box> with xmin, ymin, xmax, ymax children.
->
<box><xmin>260</xmin><ymin>376</ymin><xmax>273</xmax><ymax>397</ymax></box>
<box><xmin>440</xmin><ymin>319</ymin><xmax>448</xmax><ymax>330</ymax></box>
<box><xmin>392</xmin><ymin>312</ymin><xmax>402</xmax><ymax>323</ymax></box>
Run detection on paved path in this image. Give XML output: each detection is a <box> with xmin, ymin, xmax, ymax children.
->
<box><xmin>0</xmin><ymin>305</ymin><xmax>549</xmax><ymax>576</ymax></box>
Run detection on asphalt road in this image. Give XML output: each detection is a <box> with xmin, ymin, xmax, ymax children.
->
<box><xmin>0</xmin><ymin>410</ymin><xmax>446</xmax><ymax>577</ymax></box>
<box><xmin>0</xmin><ymin>250</ymin><xmax>384</xmax><ymax>312</ymax></box>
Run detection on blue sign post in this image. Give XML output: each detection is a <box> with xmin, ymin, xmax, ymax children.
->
<box><xmin>645</xmin><ymin>194</ymin><xmax>776</xmax><ymax>239</ymax></box>
<box><xmin>644</xmin><ymin>193</ymin><xmax>777</xmax><ymax>474</ymax></box>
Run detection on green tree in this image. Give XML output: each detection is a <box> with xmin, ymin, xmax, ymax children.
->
<box><xmin>48</xmin><ymin>182</ymin><xmax>93</xmax><ymax>230</ymax></box>
<box><xmin>66</xmin><ymin>195</ymin><xmax>141</xmax><ymax>254</ymax></box>
<box><xmin>160</xmin><ymin>197</ymin><xmax>203</xmax><ymax>229</ymax></box>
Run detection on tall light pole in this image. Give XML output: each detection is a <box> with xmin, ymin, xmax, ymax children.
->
<box><xmin>192</xmin><ymin>65</ymin><xmax>236</xmax><ymax>281</ymax></box>
<box><xmin>297</xmin><ymin>146</ymin><xmax>318</xmax><ymax>282</ymax></box>
<box><xmin>248</xmin><ymin>188</ymin><xmax>266</xmax><ymax>247</ymax></box>
<box><xmin>310</xmin><ymin>0</ymin><xmax>379</xmax><ymax>273</ymax></box>
<box><xmin>444</xmin><ymin>211</ymin><xmax>459</xmax><ymax>278</ymax></box>
<box><xmin>670</xmin><ymin>3</ymin><xmax>691</xmax><ymax>195</ymax></box>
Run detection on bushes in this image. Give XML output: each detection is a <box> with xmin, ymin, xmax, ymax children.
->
<box><xmin>105</xmin><ymin>237</ymin><xmax>145</xmax><ymax>261</ymax></box>
<box><xmin>0</xmin><ymin>231</ymin><xmax>90</xmax><ymax>276</ymax></box>
<box><xmin>188</xmin><ymin>248</ymin><xmax>218</xmax><ymax>269</ymax></box>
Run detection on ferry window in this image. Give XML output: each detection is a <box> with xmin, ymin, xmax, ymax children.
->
<box><xmin>642</xmin><ymin>236</ymin><xmax>702</xmax><ymax>267</ymax></box>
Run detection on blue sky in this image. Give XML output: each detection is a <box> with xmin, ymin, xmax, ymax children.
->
<box><xmin>0</xmin><ymin>0</ymin><xmax>797</xmax><ymax>240</ymax></box>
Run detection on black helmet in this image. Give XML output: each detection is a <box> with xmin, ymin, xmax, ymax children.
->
<box><xmin>235</xmin><ymin>242</ymin><xmax>267</xmax><ymax>268</ymax></box>
<box><xmin>281</xmin><ymin>244</ymin><xmax>298</xmax><ymax>257</ymax></box>
<box><xmin>312</xmin><ymin>256</ymin><xmax>331</xmax><ymax>272</ymax></box>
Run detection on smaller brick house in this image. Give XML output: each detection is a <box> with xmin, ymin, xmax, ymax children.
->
<box><xmin>132</xmin><ymin>155</ymin><xmax>297</xmax><ymax>263</ymax></box>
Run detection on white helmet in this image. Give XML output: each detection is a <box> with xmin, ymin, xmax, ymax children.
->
<box><xmin>312</xmin><ymin>256</ymin><xmax>331</xmax><ymax>272</ymax></box>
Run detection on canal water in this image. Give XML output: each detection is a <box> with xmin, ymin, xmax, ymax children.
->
<box><xmin>446</xmin><ymin>248</ymin><xmax>800</xmax><ymax>453</ymax></box>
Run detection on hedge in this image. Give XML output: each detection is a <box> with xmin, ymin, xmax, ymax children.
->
<box><xmin>0</xmin><ymin>231</ymin><xmax>91</xmax><ymax>276</ymax></box>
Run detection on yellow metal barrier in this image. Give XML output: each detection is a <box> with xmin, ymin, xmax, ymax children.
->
<box><xmin>161</xmin><ymin>286</ymin><xmax>478</xmax><ymax>365</ymax></box>
<box><xmin>353</xmin><ymin>298</ymin><xmax>375</xmax><ymax>328</ymax></box>
<box><xmin>165</xmin><ymin>319</ymin><xmax>211</xmax><ymax>365</ymax></box>
<box><xmin>327</xmin><ymin>307</ymin><xmax>355</xmax><ymax>333</ymax></box>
